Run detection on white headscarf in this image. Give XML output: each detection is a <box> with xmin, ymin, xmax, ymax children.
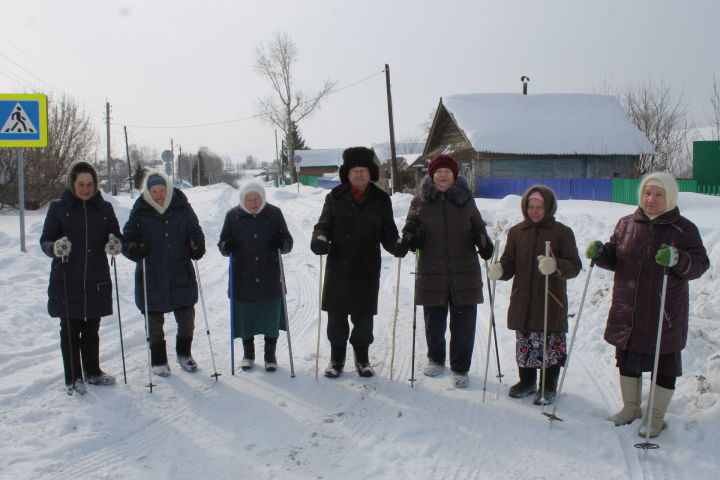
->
<box><xmin>638</xmin><ymin>171</ymin><xmax>678</xmax><ymax>216</ymax></box>
<box><xmin>141</xmin><ymin>171</ymin><xmax>174</xmax><ymax>215</ymax></box>
<box><xmin>238</xmin><ymin>181</ymin><xmax>267</xmax><ymax>214</ymax></box>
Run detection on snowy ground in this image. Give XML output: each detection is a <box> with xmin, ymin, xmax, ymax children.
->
<box><xmin>1</xmin><ymin>183</ymin><xmax>719</xmax><ymax>480</ymax></box>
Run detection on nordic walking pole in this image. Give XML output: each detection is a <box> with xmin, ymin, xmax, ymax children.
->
<box><xmin>482</xmin><ymin>240</ymin><xmax>501</xmax><ymax>402</ymax></box>
<box><xmin>389</xmin><ymin>257</ymin><xmax>402</xmax><ymax>381</ymax></box>
<box><xmin>409</xmin><ymin>251</ymin><xmax>419</xmax><ymax>387</ymax></box>
<box><xmin>545</xmin><ymin>261</ymin><xmax>595</xmax><ymax>423</ymax></box>
<box><xmin>485</xmin><ymin>237</ymin><xmax>504</xmax><ymax>382</ymax></box>
<box><xmin>539</xmin><ymin>241</ymin><xmax>552</xmax><ymax>410</ymax></box>
<box><xmin>111</xmin><ymin>256</ymin><xmax>127</xmax><ymax>384</ymax></box>
<box><xmin>194</xmin><ymin>259</ymin><xmax>220</xmax><ymax>381</ymax></box>
<box><xmin>634</xmin><ymin>266</ymin><xmax>670</xmax><ymax>452</ymax></box>
<box><xmin>229</xmin><ymin>254</ymin><xmax>235</xmax><ymax>375</ymax></box>
<box><xmin>61</xmin><ymin>255</ymin><xmax>80</xmax><ymax>394</ymax></box>
<box><xmin>141</xmin><ymin>258</ymin><xmax>156</xmax><ymax>393</ymax></box>
<box><xmin>278</xmin><ymin>249</ymin><xmax>295</xmax><ymax>378</ymax></box>
<box><xmin>315</xmin><ymin>255</ymin><xmax>323</xmax><ymax>380</ymax></box>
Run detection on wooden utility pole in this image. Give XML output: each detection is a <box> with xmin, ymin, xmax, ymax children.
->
<box><xmin>170</xmin><ymin>138</ymin><xmax>175</xmax><ymax>183</ymax></box>
<box><xmin>105</xmin><ymin>102</ymin><xmax>112</xmax><ymax>194</ymax></box>
<box><xmin>124</xmin><ymin>126</ymin><xmax>133</xmax><ymax>197</ymax></box>
<box><xmin>385</xmin><ymin>64</ymin><xmax>400</xmax><ymax>194</ymax></box>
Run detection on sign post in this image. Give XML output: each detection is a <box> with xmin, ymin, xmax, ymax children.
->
<box><xmin>0</xmin><ymin>94</ymin><xmax>49</xmax><ymax>252</ymax></box>
<box><xmin>294</xmin><ymin>154</ymin><xmax>302</xmax><ymax>197</ymax></box>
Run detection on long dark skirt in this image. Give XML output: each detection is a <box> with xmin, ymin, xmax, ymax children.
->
<box><xmin>232</xmin><ymin>298</ymin><xmax>285</xmax><ymax>340</ymax></box>
<box><xmin>615</xmin><ymin>349</ymin><xmax>682</xmax><ymax>377</ymax></box>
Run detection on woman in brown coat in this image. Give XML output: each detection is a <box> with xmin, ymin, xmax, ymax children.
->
<box><xmin>586</xmin><ymin>171</ymin><xmax>708</xmax><ymax>438</ymax></box>
<box><xmin>487</xmin><ymin>184</ymin><xmax>581</xmax><ymax>405</ymax></box>
<box><xmin>401</xmin><ymin>154</ymin><xmax>493</xmax><ymax>388</ymax></box>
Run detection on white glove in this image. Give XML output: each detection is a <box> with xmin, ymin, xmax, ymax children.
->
<box><xmin>105</xmin><ymin>233</ymin><xmax>122</xmax><ymax>256</ymax></box>
<box><xmin>53</xmin><ymin>237</ymin><xmax>72</xmax><ymax>257</ymax></box>
<box><xmin>486</xmin><ymin>262</ymin><xmax>503</xmax><ymax>281</ymax></box>
<box><xmin>538</xmin><ymin>255</ymin><xmax>557</xmax><ymax>275</ymax></box>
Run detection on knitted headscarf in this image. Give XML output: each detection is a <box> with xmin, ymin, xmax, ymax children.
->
<box><xmin>238</xmin><ymin>181</ymin><xmax>267</xmax><ymax>214</ymax></box>
<box><xmin>638</xmin><ymin>171</ymin><xmax>678</xmax><ymax>215</ymax></box>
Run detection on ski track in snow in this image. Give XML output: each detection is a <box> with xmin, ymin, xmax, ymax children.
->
<box><xmin>2</xmin><ymin>183</ymin><xmax>719</xmax><ymax>479</ymax></box>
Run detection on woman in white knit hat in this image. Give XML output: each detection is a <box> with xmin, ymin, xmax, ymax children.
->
<box><xmin>586</xmin><ymin>171</ymin><xmax>709</xmax><ymax>438</ymax></box>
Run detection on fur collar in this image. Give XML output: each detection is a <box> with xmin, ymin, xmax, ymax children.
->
<box><xmin>419</xmin><ymin>175</ymin><xmax>473</xmax><ymax>205</ymax></box>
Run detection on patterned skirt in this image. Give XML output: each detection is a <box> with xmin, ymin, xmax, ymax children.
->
<box><xmin>515</xmin><ymin>330</ymin><xmax>567</xmax><ymax>368</ymax></box>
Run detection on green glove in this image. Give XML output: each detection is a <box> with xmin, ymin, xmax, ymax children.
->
<box><xmin>585</xmin><ymin>240</ymin><xmax>603</xmax><ymax>260</ymax></box>
<box><xmin>655</xmin><ymin>244</ymin><xmax>679</xmax><ymax>267</ymax></box>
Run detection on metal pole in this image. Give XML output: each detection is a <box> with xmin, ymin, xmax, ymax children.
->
<box><xmin>540</xmin><ymin>241</ymin><xmax>551</xmax><ymax>408</ymax></box>
<box><xmin>230</xmin><ymin>254</ymin><xmax>235</xmax><ymax>375</ymax></box>
<box><xmin>315</xmin><ymin>255</ymin><xmax>323</xmax><ymax>380</ymax></box>
<box><xmin>277</xmin><ymin>249</ymin><xmax>295</xmax><ymax>378</ymax></box>
<box><xmin>106</xmin><ymin>102</ymin><xmax>112</xmax><ymax>194</ymax></box>
<box><xmin>17</xmin><ymin>147</ymin><xmax>26</xmax><ymax>252</ymax></box>
<box><xmin>385</xmin><ymin>64</ymin><xmax>400</xmax><ymax>194</ymax></box>
<box><xmin>124</xmin><ymin>126</ymin><xmax>133</xmax><ymax>198</ymax></box>
<box><xmin>389</xmin><ymin>257</ymin><xmax>402</xmax><ymax>380</ymax></box>
<box><xmin>111</xmin><ymin>256</ymin><xmax>127</xmax><ymax>384</ymax></box>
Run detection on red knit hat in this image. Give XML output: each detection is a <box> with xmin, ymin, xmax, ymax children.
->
<box><xmin>428</xmin><ymin>154</ymin><xmax>459</xmax><ymax>179</ymax></box>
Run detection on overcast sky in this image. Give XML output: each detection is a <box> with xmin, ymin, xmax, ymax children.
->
<box><xmin>3</xmin><ymin>0</ymin><xmax>718</xmax><ymax>164</ymax></box>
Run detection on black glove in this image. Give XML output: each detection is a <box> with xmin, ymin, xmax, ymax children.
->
<box><xmin>189</xmin><ymin>240</ymin><xmax>205</xmax><ymax>260</ymax></box>
<box><xmin>311</xmin><ymin>235</ymin><xmax>330</xmax><ymax>255</ymax></box>
<box><xmin>393</xmin><ymin>239</ymin><xmax>409</xmax><ymax>258</ymax></box>
<box><xmin>125</xmin><ymin>241</ymin><xmax>147</xmax><ymax>262</ymax></box>
<box><xmin>402</xmin><ymin>222</ymin><xmax>424</xmax><ymax>253</ymax></box>
<box><xmin>218</xmin><ymin>237</ymin><xmax>235</xmax><ymax>257</ymax></box>
<box><xmin>272</xmin><ymin>233</ymin><xmax>285</xmax><ymax>251</ymax></box>
<box><xmin>475</xmin><ymin>233</ymin><xmax>493</xmax><ymax>260</ymax></box>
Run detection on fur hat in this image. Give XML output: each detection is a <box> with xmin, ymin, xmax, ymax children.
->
<box><xmin>339</xmin><ymin>146</ymin><xmax>379</xmax><ymax>184</ymax></box>
<box><xmin>238</xmin><ymin>180</ymin><xmax>267</xmax><ymax>214</ymax></box>
<box><xmin>638</xmin><ymin>171</ymin><xmax>678</xmax><ymax>214</ymax></box>
<box><xmin>427</xmin><ymin>154</ymin><xmax>459</xmax><ymax>180</ymax></box>
<box><xmin>142</xmin><ymin>171</ymin><xmax>174</xmax><ymax>215</ymax></box>
<box><xmin>66</xmin><ymin>161</ymin><xmax>99</xmax><ymax>196</ymax></box>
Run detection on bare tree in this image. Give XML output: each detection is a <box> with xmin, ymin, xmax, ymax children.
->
<box><xmin>707</xmin><ymin>74</ymin><xmax>720</xmax><ymax>140</ymax></box>
<box><xmin>621</xmin><ymin>79</ymin><xmax>690</xmax><ymax>176</ymax></box>
<box><xmin>0</xmin><ymin>94</ymin><xmax>97</xmax><ymax>208</ymax></box>
<box><xmin>254</xmin><ymin>31</ymin><xmax>335</xmax><ymax>183</ymax></box>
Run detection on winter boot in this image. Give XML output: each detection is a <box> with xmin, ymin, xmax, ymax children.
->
<box><xmin>66</xmin><ymin>378</ymin><xmax>87</xmax><ymax>395</ymax></box>
<box><xmin>241</xmin><ymin>338</ymin><xmax>255</xmax><ymax>371</ymax></box>
<box><xmin>607</xmin><ymin>375</ymin><xmax>643</xmax><ymax>426</ymax></box>
<box><xmin>638</xmin><ymin>385</ymin><xmax>674</xmax><ymax>438</ymax></box>
<box><xmin>264</xmin><ymin>337</ymin><xmax>278</xmax><ymax>372</ymax></box>
<box><xmin>324</xmin><ymin>344</ymin><xmax>346</xmax><ymax>378</ymax></box>
<box><xmin>86</xmin><ymin>372</ymin><xmax>116</xmax><ymax>385</ymax></box>
<box><xmin>424</xmin><ymin>360</ymin><xmax>445</xmax><ymax>377</ymax></box>
<box><xmin>150</xmin><ymin>340</ymin><xmax>171</xmax><ymax>377</ymax></box>
<box><xmin>509</xmin><ymin>367</ymin><xmax>537</xmax><ymax>398</ymax></box>
<box><xmin>176</xmin><ymin>336</ymin><xmax>198</xmax><ymax>372</ymax></box>
<box><xmin>533</xmin><ymin>365</ymin><xmax>560</xmax><ymax>405</ymax></box>
<box><xmin>451</xmin><ymin>371</ymin><xmax>469</xmax><ymax>388</ymax></box>
<box><xmin>353</xmin><ymin>345</ymin><xmax>374</xmax><ymax>377</ymax></box>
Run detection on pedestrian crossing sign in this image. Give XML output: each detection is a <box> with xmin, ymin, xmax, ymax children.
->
<box><xmin>0</xmin><ymin>94</ymin><xmax>48</xmax><ymax>147</ymax></box>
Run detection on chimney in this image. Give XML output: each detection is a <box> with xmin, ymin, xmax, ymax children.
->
<box><xmin>521</xmin><ymin>76</ymin><xmax>530</xmax><ymax>95</ymax></box>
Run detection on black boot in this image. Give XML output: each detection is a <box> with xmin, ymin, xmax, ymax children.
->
<box><xmin>150</xmin><ymin>340</ymin><xmax>170</xmax><ymax>377</ymax></box>
<box><xmin>324</xmin><ymin>344</ymin><xmax>346</xmax><ymax>378</ymax></box>
<box><xmin>533</xmin><ymin>365</ymin><xmax>561</xmax><ymax>405</ymax></box>
<box><xmin>264</xmin><ymin>337</ymin><xmax>278</xmax><ymax>372</ymax></box>
<box><xmin>241</xmin><ymin>338</ymin><xmax>255</xmax><ymax>370</ymax></box>
<box><xmin>176</xmin><ymin>336</ymin><xmax>198</xmax><ymax>372</ymax></box>
<box><xmin>509</xmin><ymin>367</ymin><xmax>537</xmax><ymax>398</ymax></box>
<box><xmin>353</xmin><ymin>345</ymin><xmax>374</xmax><ymax>377</ymax></box>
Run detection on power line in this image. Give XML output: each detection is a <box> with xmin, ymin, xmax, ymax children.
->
<box><xmin>330</xmin><ymin>69</ymin><xmax>385</xmax><ymax>95</ymax></box>
<box><xmin>125</xmin><ymin>114</ymin><xmax>258</xmax><ymax>129</ymax></box>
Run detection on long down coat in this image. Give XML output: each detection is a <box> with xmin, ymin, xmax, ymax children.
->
<box><xmin>40</xmin><ymin>188</ymin><xmax>121</xmax><ymax>319</ymax></box>
<box><xmin>312</xmin><ymin>182</ymin><xmax>400</xmax><ymax>315</ymax></box>
<box><xmin>498</xmin><ymin>185</ymin><xmax>582</xmax><ymax>333</ymax></box>
<box><xmin>404</xmin><ymin>176</ymin><xmax>493</xmax><ymax>307</ymax></box>
<box><xmin>122</xmin><ymin>188</ymin><xmax>205</xmax><ymax>313</ymax></box>
<box><xmin>594</xmin><ymin>206</ymin><xmax>709</xmax><ymax>354</ymax></box>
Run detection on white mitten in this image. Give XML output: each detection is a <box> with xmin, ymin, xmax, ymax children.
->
<box><xmin>486</xmin><ymin>262</ymin><xmax>503</xmax><ymax>281</ymax></box>
<box><xmin>53</xmin><ymin>237</ymin><xmax>72</xmax><ymax>257</ymax></box>
<box><xmin>537</xmin><ymin>255</ymin><xmax>557</xmax><ymax>275</ymax></box>
<box><xmin>105</xmin><ymin>233</ymin><xmax>122</xmax><ymax>256</ymax></box>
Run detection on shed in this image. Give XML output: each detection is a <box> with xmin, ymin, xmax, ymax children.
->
<box><xmin>371</xmin><ymin>141</ymin><xmax>425</xmax><ymax>193</ymax></box>
<box><xmin>293</xmin><ymin>148</ymin><xmax>342</xmax><ymax>177</ymax></box>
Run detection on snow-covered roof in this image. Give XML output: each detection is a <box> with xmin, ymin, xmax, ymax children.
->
<box><xmin>294</xmin><ymin>149</ymin><xmax>342</xmax><ymax>168</ymax></box>
<box><xmin>371</xmin><ymin>142</ymin><xmax>425</xmax><ymax>163</ymax></box>
<box><xmin>441</xmin><ymin>93</ymin><xmax>655</xmax><ymax>155</ymax></box>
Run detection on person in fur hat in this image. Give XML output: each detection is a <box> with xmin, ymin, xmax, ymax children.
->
<box><xmin>487</xmin><ymin>184</ymin><xmax>581</xmax><ymax>403</ymax></box>
<box><xmin>122</xmin><ymin>171</ymin><xmax>206</xmax><ymax>377</ymax></box>
<box><xmin>310</xmin><ymin>146</ymin><xmax>405</xmax><ymax>378</ymax></box>
<box><xmin>218</xmin><ymin>181</ymin><xmax>293</xmax><ymax>372</ymax></box>
<box><xmin>400</xmin><ymin>154</ymin><xmax>494</xmax><ymax>388</ymax></box>
<box><xmin>40</xmin><ymin>161</ymin><xmax>122</xmax><ymax>395</ymax></box>
<box><xmin>586</xmin><ymin>171</ymin><xmax>708</xmax><ymax>438</ymax></box>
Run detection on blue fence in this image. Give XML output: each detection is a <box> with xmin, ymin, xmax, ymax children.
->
<box><xmin>318</xmin><ymin>179</ymin><xmax>341</xmax><ymax>189</ymax></box>
<box><xmin>475</xmin><ymin>178</ymin><xmax>612</xmax><ymax>201</ymax></box>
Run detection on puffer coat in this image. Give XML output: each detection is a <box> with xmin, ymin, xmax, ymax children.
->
<box><xmin>123</xmin><ymin>188</ymin><xmax>205</xmax><ymax>313</ymax></box>
<box><xmin>404</xmin><ymin>176</ymin><xmax>493</xmax><ymax>306</ymax></box>
<box><xmin>312</xmin><ymin>182</ymin><xmax>399</xmax><ymax>315</ymax></box>
<box><xmin>595</xmin><ymin>206</ymin><xmax>709</xmax><ymax>354</ymax></box>
<box><xmin>40</xmin><ymin>189</ymin><xmax>121</xmax><ymax>318</ymax></box>
<box><xmin>498</xmin><ymin>185</ymin><xmax>582</xmax><ymax>333</ymax></box>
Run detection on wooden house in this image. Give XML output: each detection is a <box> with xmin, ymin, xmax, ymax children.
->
<box><xmin>293</xmin><ymin>148</ymin><xmax>342</xmax><ymax>177</ymax></box>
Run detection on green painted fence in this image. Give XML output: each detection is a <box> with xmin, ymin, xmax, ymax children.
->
<box><xmin>298</xmin><ymin>175</ymin><xmax>319</xmax><ymax>187</ymax></box>
<box><xmin>611</xmin><ymin>179</ymin><xmax>701</xmax><ymax>205</ymax></box>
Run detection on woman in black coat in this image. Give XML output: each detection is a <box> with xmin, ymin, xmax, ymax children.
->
<box><xmin>122</xmin><ymin>171</ymin><xmax>205</xmax><ymax>377</ymax></box>
<box><xmin>218</xmin><ymin>181</ymin><xmax>293</xmax><ymax>372</ymax></box>
<box><xmin>40</xmin><ymin>161</ymin><xmax>122</xmax><ymax>395</ymax></box>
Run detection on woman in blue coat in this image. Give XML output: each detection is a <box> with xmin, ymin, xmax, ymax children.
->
<box><xmin>122</xmin><ymin>171</ymin><xmax>205</xmax><ymax>377</ymax></box>
<box><xmin>218</xmin><ymin>181</ymin><xmax>293</xmax><ymax>372</ymax></box>
<box><xmin>40</xmin><ymin>161</ymin><xmax>122</xmax><ymax>395</ymax></box>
